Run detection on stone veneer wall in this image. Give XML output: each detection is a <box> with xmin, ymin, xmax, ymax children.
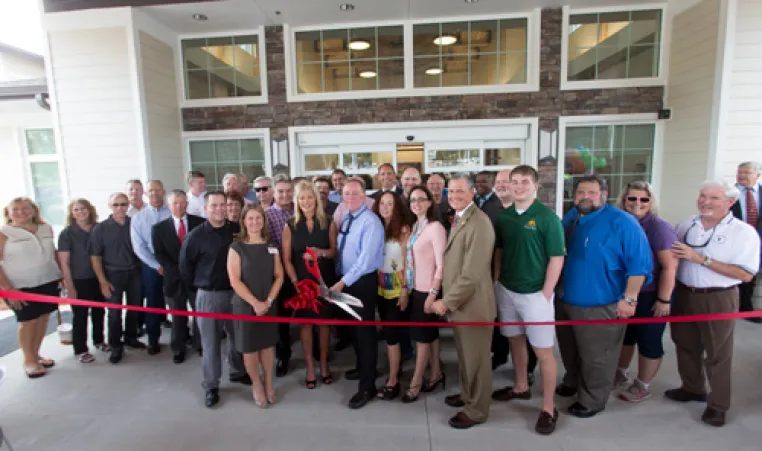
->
<box><xmin>182</xmin><ymin>8</ymin><xmax>664</xmax><ymax>209</ymax></box>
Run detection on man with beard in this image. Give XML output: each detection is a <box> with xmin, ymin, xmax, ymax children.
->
<box><xmin>555</xmin><ymin>175</ymin><xmax>652</xmax><ymax>418</ymax></box>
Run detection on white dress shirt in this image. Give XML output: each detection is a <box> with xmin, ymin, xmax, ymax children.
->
<box><xmin>173</xmin><ymin>215</ymin><xmax>188</xmax><ymax>235</ymax></box>
<box><xmin>187</xmin><ymin>191</ymin><xmax>207</xmax><ymax>218</ymax></box>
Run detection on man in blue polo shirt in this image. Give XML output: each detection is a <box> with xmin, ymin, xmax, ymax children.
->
<box><xmin>555</xmin><ymin>175</ymin><xmax>652</xmax><ymax>418</ymax></box>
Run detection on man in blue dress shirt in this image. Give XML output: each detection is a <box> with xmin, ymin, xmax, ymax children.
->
<box><xmin>555</xmin><ymin>175</ymin><xmax>652</xmax><ymax>418</ymax></box>
<box><xmin>331</xmin><ymin>177</ymin><xmax>385</xmax><ymax>409</ymax></box>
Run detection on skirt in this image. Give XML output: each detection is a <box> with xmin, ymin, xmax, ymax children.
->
<box><xmin>6</xmin><ymin>280</ymin><xmax>60</xmax><ymax>323</ymax></box>
<box><xmin>409</xmin><ymin>289</ymin><xmax>441</xmax><ymax>344</ymax></box>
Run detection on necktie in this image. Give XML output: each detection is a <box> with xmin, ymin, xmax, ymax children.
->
<box><xmin>178</xmin><ymin>219</ymin><xmax>187</xmax><ymax>243</ymax></box>
<box><xmin>336</xmin><ymin>213</ymin><xmax>355</xmax><ymax>275</ymax></box>
<box><xmin>746</xmin><ymin>188</ymin><xmax>758</xmax><ymax>228</ymax></box>
<box><xmin>451</xmin><ymin>214</ymin><xmax>460</xmax><ymax>228</ymax></box>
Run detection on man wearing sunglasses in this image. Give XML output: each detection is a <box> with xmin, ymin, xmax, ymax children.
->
<box><xmin>667</xmin><ymin>180</ymin><xmax>760</xmax><ymax>427</ymax></box>
<box><xmin>253</xmin><ymin>176</ymin><xmax>274</xmax><ymax>208</ymax></box>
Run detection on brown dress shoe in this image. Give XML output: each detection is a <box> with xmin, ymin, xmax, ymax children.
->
<box><xmin>535</xmin><ymin>408</ymin><xmax>559</xmax><ymax>435</ymax></box>
<box><xmin>445</xmin><ymin>393</ymin><xmax>465</xmax><ymax>408</ymax></box>
<box><xmin>492</xmin><ymin>386</ymin><xmax>532</xmax><ymax>401</ymax></box>
<box><xmin>701</xmin><ymin>407</ymin><xmax>726</xmax><ymax>427</ymax></box>
<box><xmin>448</xmin><ymin>411</ymin><xmax>483</xmax><ymax>429</ymax></box>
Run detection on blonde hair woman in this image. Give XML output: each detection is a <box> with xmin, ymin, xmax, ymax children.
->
<box><xmin>0</xmin><ymin>197</ymin><xmax>61</xmax><ymax>378</ymax></box>
<box><xmin>58</xmin><ymin>199</ymin><xmax>110</xmax><ymax>363</ymax></box>
<box><xmin>282</xmin><ymin>180</ymin><xmax>338</xmax><ymax>388</ymax></box>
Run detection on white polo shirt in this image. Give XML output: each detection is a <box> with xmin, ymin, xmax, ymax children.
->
<box><xmin>676</xmin><ymin>213</ymin><xmax>760</xmax><ymax>288</ymax></box>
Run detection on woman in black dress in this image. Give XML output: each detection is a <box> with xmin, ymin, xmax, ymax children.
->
<box><xmin>228</xmin><ymin>203</ymin><xmax>284</xmax><ymax>407</ymax></box>
<box><xmin>282</xmin><ymin>181</ymin><xmax>338</xmax><ymax>389</ymax></box>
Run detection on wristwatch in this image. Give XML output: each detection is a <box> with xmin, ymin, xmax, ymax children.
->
<box><xmin>622</xmin><ymin>297</ymin><xmax>637</xmax><ymax>306</ymax></box>
<box><xmin>702</xmin><ymin>256</ymin><xmax>713</xmax><ymax>267</ymax></box>
<box><xmin>429</xmin><ymin>288</ymin><xmax>439</xmax><ymax>296</ymax></box>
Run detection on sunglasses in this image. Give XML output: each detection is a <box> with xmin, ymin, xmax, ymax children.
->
<box><xmin>254</xmin><ymin>187</ymin><xmax>269</xmax><ymax>192</ymax></box>
<box><xmin>111</xmin><ymin>202</ymin><xmax>129</xmax><ymax>207</ymax></box>
<box><xmin>626</xmin><ymin>196</ymin><xmax>651</xmax><ymax>203</ymax></box>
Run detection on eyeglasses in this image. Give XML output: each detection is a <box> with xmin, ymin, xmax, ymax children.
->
<box><xmin>254</xmin><ymin>187</ymin><xmax>269</xmax><ymax>192</ymax></box>
<box><xmin>409</xmin><ymin>197</ymin><xmax>429</xmax><ymax>204</ymax></box>
<box><xmin>626</xmin><ymin>196</ymin><xmax>651</xmax><ymax>203</ymax></box>
<box><xmin>111</xmin><ymin>203</ymin><xmax>129</xmax><ymax>207</ymax></box>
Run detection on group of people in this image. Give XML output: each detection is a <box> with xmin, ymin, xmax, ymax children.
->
<box><xmin>1</xmin><ymin>160</ymin><xmax>760</xmax><ymax>435</ymax></box>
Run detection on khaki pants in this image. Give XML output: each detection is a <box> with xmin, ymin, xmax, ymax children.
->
<box><xmin>670</xmin><ymin>284</ymin><xmax>738</xmax><ymax>413</ymax></box>
<box><xmin>556</xmin><ymin>300</ymin><xmax>626</xmax><ymax>411</ymax></box>
<box><xmin>453</xmin><ymin>326</ymin><xmax>492</xmax><ymax>422</ymax></box>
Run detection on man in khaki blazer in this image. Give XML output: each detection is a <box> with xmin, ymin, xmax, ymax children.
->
<box><xmin>432</xmin><ymin>173</ymin><xmax>496</xmax><ymax>429</ymax></box>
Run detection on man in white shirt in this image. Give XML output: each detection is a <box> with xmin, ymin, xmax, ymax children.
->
<box><xmin>668</xmin><ymin>180</ymin><xmax>760</xmax><ymax>427</ymax></box>
<box><xmin>186</xmin><ymin>171</ymin><xmax>207</xmax><ymax>218</ymax></box>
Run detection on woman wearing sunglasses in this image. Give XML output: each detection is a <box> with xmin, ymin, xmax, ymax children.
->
<box><xmin>613</xmin><ymin>181</ymin><xmax>678</xmax><ymax>402</ymax></box>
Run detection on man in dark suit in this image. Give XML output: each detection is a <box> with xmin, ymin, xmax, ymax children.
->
<box><xmin>476</xmin><ymin>171</ymin><xmax>502</xmax><ymax>222</ymax></box>
<box><xmin>152</xmin><ymin>189</ymin><xmax>205</xmax><ymax>363</ymax></box>
<box><xmin>731</xmin><ymin>161</ymin><xmax>762</xmax><ymax>323</ymax></box>
<box><xmin>370</xmin><ymin>163</ymin><xmax>403</xmax><ymax>201</ymax></box>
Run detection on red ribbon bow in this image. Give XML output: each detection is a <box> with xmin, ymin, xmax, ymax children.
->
<box><xmin>283</xmin><ymin>249</ymin><xmax>324</xmax><ymax>314</ymax></box>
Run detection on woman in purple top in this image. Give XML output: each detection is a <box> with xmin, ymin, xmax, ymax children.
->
<box><xmin>614</xmin><ymin>181</ymin><xmax>679</xmax><ymax>402</ymax></box>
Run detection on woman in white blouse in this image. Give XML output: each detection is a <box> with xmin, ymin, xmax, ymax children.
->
<box><xmin>0</xmin><ymin>197</ymin><xmax>62</xmax><ymax>378</ymax></box>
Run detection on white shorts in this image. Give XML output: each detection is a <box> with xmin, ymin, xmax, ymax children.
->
<box><xmin>495</xmin><ymin>283</ymin><xmax>555</xmax><ymax>349</ymax></box>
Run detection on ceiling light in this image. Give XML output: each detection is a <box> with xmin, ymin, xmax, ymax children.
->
<box><xmin>425</xmin><ymin>67</ymin><xmax>443</xmax><ymax>75</ymax></box>
<box><xmin>348</xmin><ymin>39</ymin><xmax>371</xmax><ymax>51</ymax></box>
<box><xmin>192</xmin><ymin>13</ymin><xmax>208</xmax><ymax>21</ymax></box>
<box><xmin>339</xmin><ymin>3</ymin><xmax>355</xmax><ymax>11</ymax></box>
<box><xmin>359</xmin><ymin>70</ymin><xmax>377</xmax><ymax>78</ymax></box>
<box><xmin>433</xmin><ymin>34</ymin><xmax>457</xmax><ymax>46</ymax></box>
<box><xmin>465</xmin><ymin>0</ymin><xmax>479</xmax><ymax>3</ymax></box>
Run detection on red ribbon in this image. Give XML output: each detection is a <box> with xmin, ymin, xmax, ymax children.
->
<box><xmin>3</xmin><ymin>289</ymin><xmax>761</xmax><ymax>327</ymax></box>
<box><xmin>283</xmin><ymin>249</ymin><xmax>324</xmax><ymax>314</ymax></box>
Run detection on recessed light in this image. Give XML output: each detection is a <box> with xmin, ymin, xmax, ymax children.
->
<box><xmin>465</xmin><ymin>0</ymin><xmax>479</xmax><ymax>3</ymax></box>
<box><xmin>192</xmin><ymin>13</ymin><xmax>208</xmax><ymax>21</ymax></box>
<box><xmin>359</xmin><ymin>70</ymin><xmax>377</xmax><ymax>78</ymax></box>
<box><xmin>433</xmin><ymin>34</ymin><xmax>457</xmax><ymax>46</ymax></box>
<box><xmin>339</xmin><ymin>3</ymin><xmax>355</xmax><ymax>11</ymax></box>
<box><xmin>348</xmin><ymin>39</ymin><xmax>371</xmax><ymax>51</ymax></box>
<box><xmin>425</xmin><ymin>67</ymin><xmax>443</xmax><ymax>75</ymax></box>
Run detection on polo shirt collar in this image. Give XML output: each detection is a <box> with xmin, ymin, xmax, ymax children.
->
<box><xmin>577</xmin><ymin>203</ymin><xmax>608</xmax><ymax>224</ymax></box>
<box><xmin>692</xmin><ymin>212</ymin><xmax>734</xmax><ymax>227</ymax></box>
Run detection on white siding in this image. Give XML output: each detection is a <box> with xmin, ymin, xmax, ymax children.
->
<box><xmin>0</xmin><ymin>54</ymin><xmax>45</xmax><ymax>82</ymax></box>
<box><xmin>660</xmin><ymin>0</ymin><xmax>720</xmax><ymax>224</ymax></box>
<box><xmin>721</xmin><ymin>0</ymin><xmax>762</xmax><ymax>179</ymax></box>
<box><xmin>138</xmin><ymin>31</ymin><xmax>183</xmax><ymax>191</ymax></box>
<box><xmin>48</xmin><ymin>27</ymin><xmax>141</xmax><ymax>212</ymax></box>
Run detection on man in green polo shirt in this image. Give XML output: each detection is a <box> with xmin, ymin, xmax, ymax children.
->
<box><xmin>490</xmin><ymin>165</ymin><xmax>566</xmax><ymax>435</ymax></box>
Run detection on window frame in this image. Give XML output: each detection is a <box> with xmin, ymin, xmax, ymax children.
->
<box><xmin>182</xmin><ymin>129</ymin><xmax>273</xmax><ymax>191</ymax></box>
<box><xmin>284</xmin><ymin>10</ymin><xmax>541</xmax><ymax>102</ymax></box>
<box><xmin>556</xmin><ymin>113</ymin><xmax>665</xmax><ymax>215</ymax></box>
<box><xmin>177</xmin><ymin>28</ymin><xmax>269</xmax><ymax>107</ymax></box>
<box><xmin>20</xmin><ymin>127</ymin><xmax>68</xmax><ymax>229</ymax></box>
<box><xmin>560</xmin><ymin>3</ymin><xmax>669</xmax><ymax>91</ymax></box>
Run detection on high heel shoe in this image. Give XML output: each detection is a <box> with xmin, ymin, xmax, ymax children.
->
<box><xmin>401</xmin><ymin>384</ymin><xmax>422</xmax><ymax>403</ymax></box>
<box><xmin>422</xmin><ymin>373</ymin><xmax>446</xmax><ymax>393</ymax></box>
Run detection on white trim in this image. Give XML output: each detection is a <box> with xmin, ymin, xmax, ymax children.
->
<box><xmin>42</xmin><ymin>6</ymin><xmax>132</xmax><ymax>31</ymax></box>
<box><xmin>127</xmin><ymin>13</ymin><xmax>150</xmax><ymax>181</ymax></box>
<box><xmin>285</xmin><ymin>11</ymin><xmax>540</xmax><ymax>103</ymax></box>
<box><xmin>706</xmin><ymin>0</ymin><xmax>736</xmax><ymax>180</ymax></box>
<box><xmin>556</xmin><ymin>113</ymin><xmax>662</xmax><ymax>215</ymax></box>
<box><xmin>560</xmin><ymin>3</ymin><xmax>669</xmax><ymax>91</ymax></box>
<box><xmin>181</xmin><ymin>128</ymin><xmax>273</xmax><ymax>179</ymax></box>
<box><xmin>176</xmin><ymin>27</ymin><xmax>269</xmax><ymax>108</ymax></box>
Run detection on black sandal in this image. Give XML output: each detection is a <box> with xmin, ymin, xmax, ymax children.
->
<box><xmin>377</xmin><ymin>382</ymin><xmax>400</xmax><ymax>400</ymax></box>
<box><xmin>321</xmin><ymin>373</ymin><xmax>334</xmax><ymax>385</ymax></box>
<box><xmin>306</xmin><ymin>379</ymin><xmax>317</xmax><ymax>389</ymax></box>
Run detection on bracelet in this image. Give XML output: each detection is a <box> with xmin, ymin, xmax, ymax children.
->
<box><xmin>656</xmin><ymin>298</ymin><xmax>671</xmax><ymax>305</ymax></box>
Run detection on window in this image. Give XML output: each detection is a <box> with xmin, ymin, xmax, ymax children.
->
<box><xmin>181</xmin><ymin>32</ymin><xmax>266</xmax><ymax>103</ymax></box>
<box><xmin>189</xmin><ymin>138</ymin><xmax>267</xmax><ymax>191</ymax></box>
<box><xmin>564</xmin><ymin>8</ymin><xmax>663</xmax><ymax>87</ymax></box>
<box><xmin>294</xmin><ymin>26</ymin><xmax>404</xmax><ymax>94</ymax></box>
<box><xmin>413</xmin><ymin>18</ymin><xmax>528</xmax><ymax>88</ymax></box>
<box><xmin>24</xmin><ymin>129</ymin><xmax>65</xmax><ymax>229</ymax></box>
<box><xmin>562</xmin><ymin>123</ymin><xmax>656</xmax><ymax>212</ymax></box>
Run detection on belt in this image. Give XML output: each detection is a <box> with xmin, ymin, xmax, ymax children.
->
<box><xmin>678</xmin><ymin>282</ymin><xmax>737</xmax><ymax>294</ymax></box>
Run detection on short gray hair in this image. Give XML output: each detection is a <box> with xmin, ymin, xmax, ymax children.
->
<box><xmin>222</xmin><ymin>173</ymin><xmax>239</xmax><ymax>185</ymax></box>
<box><xmin>167</xmin><ymin>189</ymin><xmax>186</xmax><ymax>201</ymax></box>
<box><xmin>617</xmin><ymin>180</ymin><xmax>659</xmax><ymax>215</ymax></box>
<box><xmin>738</xmin><ymin>161</ymin><xmax>762</xmax><ymax>174</ymax></box>
<box><xmin>254</xmin><ymin>176</ymin><xmax>272</xmax><ymax>186</ymax></box>
<box><xmin>700</xmin><ymin>179</ymin><xmax>740</xmax><ymax>200</ymax></box>
<box><xmin>449</xmin><ymin>172</ymin><xmax>474</xmax><ymax>189</ymax></box>
<box><xmin>273</xmin><ymin>173</ymin><xmax>292</xmax><ymax>186</ymax></box>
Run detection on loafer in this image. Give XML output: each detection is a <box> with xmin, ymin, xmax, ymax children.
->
<box><xmin>276</xmin><ymin>359</ymin><xmax>289</xmax><ymax>378</ymax></box>
<box><xmin>108</xmin><ymin>347</ymin><xmax>123</xmax><ymax>365</ymax></box>
<box><xmin>448</xmin><ymin>411</ymin><xmax>483</xmax><ymax>429</ymax></box>
<box><xmin>701</xmin><ymin>407</ymin><xmax>726</xmax><ymax>427</ymax></box>
<box><xmin>535</xmin><ymin>408</ymin><xmax>559</xmax><ymax>435</ymax></box>
<box><xmin>567</xmin><ymin>401</ymin><xmax>603</xmax><ymax>418</ymax></box>
<box><xmin>348</xmin><ymin>390</ymin><xmax>377</xmax><ymax>409</ymax></box>
<box><xmin>555</xmin><ymin>384</ymin><xmax>577</xmax><ymax>397</ymax></box>
<box><xmin>664</xmin><ymin>388</ymin><xmax>707</xmax><ymax>403</ymax></box>
<box><xmin>492</xmin><ymin>386</ymin><xmax>531</xmax><ymax>402</ymax></box>
<box><xmin>445</xmin><ymin>393</ymin><xmax>465</xmax><ymax>408</ymax></box>
<box><xmin>172</xmin><ymin>351</ymin><xmax>185</xmax><ymax>364</ymax></box>
<box><xmin>147</xmin><ymin>343</ymin><xmax>161</xmax><ymax>356</ymax></box>
<box><xmin>125</xmin><ymin>339</ymin><xmax>146</xmax><ymax>350</ymax></box>
<box><xmin>205</xmin><ymin>389</ymin><xmax>219</xmax><ymax>408</ymax></box>
<box><xmin>230</xmin><ymin>374</ymin><xmax>253</xmax><ymax>386</ymax></box>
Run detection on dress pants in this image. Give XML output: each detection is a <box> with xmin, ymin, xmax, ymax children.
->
<box><xmin>345</xmin><ymin>273</ymin><xmax>379</xmax><ymax>394</ymax></box>
<box><xmin>453</xmin><ymin>325</ymin><xmax>492</xmax><ymax>422</ymax></box>
<box><xmin>556</xmin><ymin>299</ymin><xmax>625</xmax><ymax>411</ymax></box>
<box><xmin>738</xmin><ymin>277</ymin><xmax>756</xmax><ymax>312</ymax></box>
<box><xmin>166</xmin><ymin>288</ymin><xmax>200</xmax><ymax>354</ymax></box>
<box><xmin>276</xmin><ymin>281</ymin><xmax>295</xmax><ymax>363</ymax></box>
<box><xmin>71</xmin><ymin>277</ymin><xmax>106</xmax><ymax>355</ymax></box>
<box><xmin>196</xmin><ymin>289</ymin><xmax>246</xmax><ymax>390</ymax></box>
<box><xmin>142</xmin><ymin>264</ymin><xmax>165</xmax><ymax>345</ymax></box>
<box><xmin>671</xmin><ymin>284</ymin><xmax>737</xmax><ymax>413</ymax></box>
<box><xmin>104</xmin><ymin>267</ymin><xmax>142</xmax><ymax>348</ymax></box>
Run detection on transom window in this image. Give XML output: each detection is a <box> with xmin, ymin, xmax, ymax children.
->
<box><xmin>189</xmin><ymin>138</ymin><xmax>267</xmax><ymax>191</ymax></box>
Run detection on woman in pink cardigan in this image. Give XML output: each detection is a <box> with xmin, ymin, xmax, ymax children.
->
<box><xmin>401</xmin><ymin>185</ymin><xmax>447</xmax><ymax>403</ymax></box>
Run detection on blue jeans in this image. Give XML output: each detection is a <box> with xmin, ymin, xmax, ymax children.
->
<box><xmin>142</xmin><ymin>264</ymin><xmax>165</xmax><ymax>344</ymax></box>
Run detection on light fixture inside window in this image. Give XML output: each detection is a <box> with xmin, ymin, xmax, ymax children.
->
<box><xmin>339</xmin><ymin>3</ymin><xmax>355</xmax><ymax>11</ymax></box>
<box><xmin>192</xmin><ymin>13</ymin><xmax>208</xmax><ymax>21</ymax></box>
<box><xmin>425</xmin><ymin>67</ymin><xmax>443</xmax><ymax>75</ymax></box>
<box><xmin>359</xmin><ymin>70</ymin><xmax>377</xmax><ymax>78</ymax></box>
<box><xmin>433</xmin><ymin>34</ymin><xmax>457</xmax><ymax>46</ymax></box>
<box><xmin>348</xmin><ymin>39</ymin><xmax>371</xmax><ymax>50</ymax></box>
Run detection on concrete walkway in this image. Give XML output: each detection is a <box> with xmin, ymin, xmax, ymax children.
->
<box><xmin>0</xmin><ymin>322</ymin><xmax>760</xmax><ymax>451</ymax></box>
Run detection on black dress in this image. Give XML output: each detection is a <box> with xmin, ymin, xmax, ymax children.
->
<box><xmin>287</xmin><ymin>216</ymin><xmax>337</xmax><ymax>319</ymax></box>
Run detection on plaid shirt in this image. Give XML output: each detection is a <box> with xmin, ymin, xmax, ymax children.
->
<box><xmin>265</xmin><ymin>203</ymin><xmax>293</xmax><ymax>249</ymax></box>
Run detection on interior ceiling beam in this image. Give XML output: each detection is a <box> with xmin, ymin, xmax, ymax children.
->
<box><xmin>43</xmin><ymin>0</ymin><xmax>218</xmax><ymax>13</ymax></box>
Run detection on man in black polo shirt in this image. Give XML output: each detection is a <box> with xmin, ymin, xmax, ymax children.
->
<box><xmin>89</xmin><ymin>192</ymin><xmax>145</xmax><ymax>364</ymax></box>
<box><xmin>179</xmin><ymin>191</ymin><xmax>249</xmax><ymax>408</ymax></box>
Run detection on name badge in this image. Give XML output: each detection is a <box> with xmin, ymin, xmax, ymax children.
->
<box><xmin>268</xmin><ymin>247</ymin><xmax>279</xmax><ymax>255</ymax></box>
